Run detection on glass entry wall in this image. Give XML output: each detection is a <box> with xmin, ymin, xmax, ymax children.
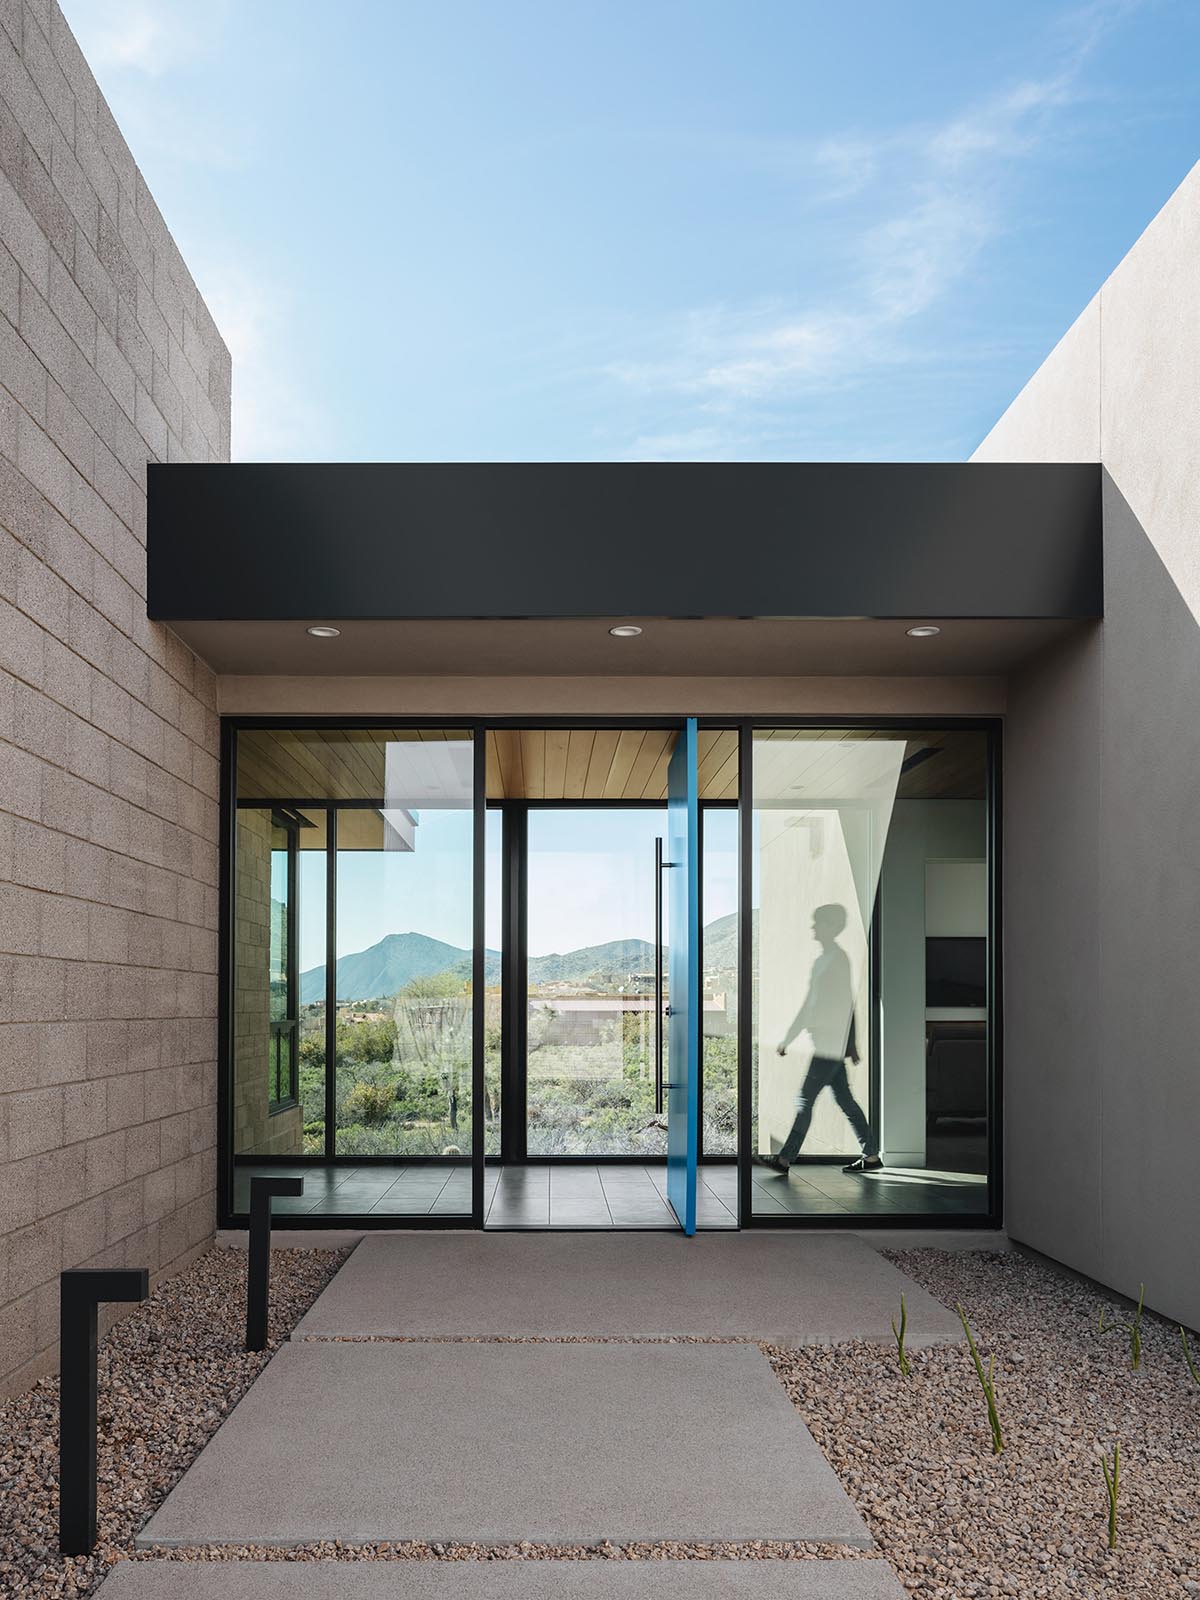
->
<box><xmin>747</xmin><ymin>727</ymin><xmax>993</xmax><ymax>1223</ymax></box>
<box><xmin>229</xmin><ymin>726</ymin><xmax>481</xmax><ymax>1223</ymax></box>
<box><xmin>226</xmin><ymin>718</ymin><xmax>995</xmax><ymax>1228</ymax></box>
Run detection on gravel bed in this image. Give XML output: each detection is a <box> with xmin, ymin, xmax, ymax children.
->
<box><xmin>119</xmin><ymin>1539</ymin><xmax>870</xmax><ymax>1564</ymax></box>
<box><xmin>0</xmin><ymin>1245</ymin><xmax>347</xmax><ymax>1600</ymax></box>
<box><xmin>768</xmin><ymin>1248</ymin><xmax>1200</xmax><ymax>1599</ymax></box>
<box><xmin>303</xmin><ymin>1333</ymin><xmax>753</xmax><ymax>1343</ymax></box>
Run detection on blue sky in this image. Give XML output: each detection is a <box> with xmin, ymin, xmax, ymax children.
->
<box><xmin>299</xmin><ymin>809</ymin><xmax>740</xmax><ymax>973</ymax></box>
<box><xmin>63</xmin><ymin>0</ymin><xmax>1200</xmax><ymax>463</ymax></box>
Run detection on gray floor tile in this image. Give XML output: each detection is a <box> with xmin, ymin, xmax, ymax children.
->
<box><xmin>236</xmin><ymin>1159</ymin><xmax>984</xmax><ymax>1228</ymax></box>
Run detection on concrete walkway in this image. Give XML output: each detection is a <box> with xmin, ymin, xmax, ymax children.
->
<box><xmin>102</xmin><ymin>1559</ymin><xmax>910</xmax><ymax>1598</ymax></box>
<box><xmin>293</xmin><ymin>1231</ymin><xmax>961</xmax><ymax>1345</ymax></box>
<box><xmin>138</xmin><ymin>1342</ymin><xmax>871</xmax><ymax>1548</ymax></box>
<box><xmin>125</xmin><ymin>1233</ymin><xmax>953</xmax><ymax>1594</ymax></box>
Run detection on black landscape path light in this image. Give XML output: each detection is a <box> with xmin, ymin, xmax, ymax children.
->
<box><xmin>59</xmin><ymin>1266</ymin><xmax>149</xmax><ymax>1556</ymax></box>
<box><xmin>246</xmin><ymin>1175</ymin><xmax>304</xmax><ymax>1352</ymax></box>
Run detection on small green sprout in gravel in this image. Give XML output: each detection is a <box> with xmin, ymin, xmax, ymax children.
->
<box><xmin>891</xmin><ymin>1293</ymin><xmax>911</xmax><ymax>1378</ymax></box>
<box><xmin>1181</xmin><ymin>1325</ymin><xmax>1200</xmax><ymax>1387</ymax></box>
<box><xmin>1101</xmin><ymin>1441</ymin><xmax>1120</xmax><ymax>1551</ymax></box>
<box><xmin>956</xmin><ymin>1301</ymin><xmax>1003</xmax><ymax>1455</ymax></box>
<box><xmin>1129</xmin><ymin>1283</ymin><xmax>1145</xmax><ymax>1371</ymax></box>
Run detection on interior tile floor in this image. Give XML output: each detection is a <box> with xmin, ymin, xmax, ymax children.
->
<box><xmin>488</xmin><ymin>1163</ymin><xmax>738</xmax><ymax>1229</ymax></box>
<box><xmin>233</xmin><ymin>1158</ymin><xmax>987</xmax><ymax>1224</ymax></box>
<box><xmin>751</xmin><ymin>1162</ymin><xmax>988</xmax><ymax>1217</ymax></box>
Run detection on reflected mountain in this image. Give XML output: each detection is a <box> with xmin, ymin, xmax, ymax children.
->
<box><xmin>300</xmin><ymin>915</ymin><xmax>743</xmax><ymax>1005</ymax></box>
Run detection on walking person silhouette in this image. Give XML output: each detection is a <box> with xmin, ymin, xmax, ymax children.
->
<box><xmin>757</xmin><ymin>903</ymin><xmax>882</xmax><ymax>1175</ymax></box>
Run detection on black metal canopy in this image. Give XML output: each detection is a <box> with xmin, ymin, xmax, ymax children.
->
<box><xmin>147</xmin><ymin>461</ymin><xmax>1103</xmax><ymax>621</ymax></box>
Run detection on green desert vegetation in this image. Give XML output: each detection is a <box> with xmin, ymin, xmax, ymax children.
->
<box><xmin>891</xmin><ymin>1293</ymin><xmax>911</xmax><ymax>1378</ymax></box>
<box><xmin>956</xmin><ymin>1302</ymin><xmax>1004</xmax><ymax>1456</ymax></box>
<box><xmin>296</xmin><ymin>972</ymin><xmax>738</xmax><ymax>1157</ymax></box>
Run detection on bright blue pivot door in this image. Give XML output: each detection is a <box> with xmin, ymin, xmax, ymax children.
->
<box><xmin>666</xmin><ymin>718</ymin><xmax>700</xmax><ymax>1235</ymax></box>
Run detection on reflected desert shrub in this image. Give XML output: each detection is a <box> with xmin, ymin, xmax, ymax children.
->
<box><xmin>343</xmin><ymin>1080</ymin><xmax>394</xmax><ymax>1126</ymax></box>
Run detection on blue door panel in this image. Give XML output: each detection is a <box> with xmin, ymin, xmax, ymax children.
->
<box><xmin>666</xmin><ymin>718</ymin><xmax>699</xmax><ymax>1234</ymax></box>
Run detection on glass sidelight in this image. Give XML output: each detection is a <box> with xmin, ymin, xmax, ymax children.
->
<box><xmin>230</xmin><ymin>727</ymin><xmax>483</xmax><ymax>1222</ymax></box>
<box><xmin>746</xmin><ymin>728</ymin><xmax>993</xmax><ymax>1222</ymax></box>
<box><xmin>333</xmin><ymin>797</ymin><xmax>475</xmax><ymax>1159</ymax></box>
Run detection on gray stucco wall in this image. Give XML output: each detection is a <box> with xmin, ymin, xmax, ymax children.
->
<box><xmin>975</xmin><ymin>161</ymin><xmax>1200</xmax><ymax>1329</ymax></box>
<box><xmin>0</xmin><ymin>0</ymin><xmax>230</xmax><ymax>1392</ymax></box>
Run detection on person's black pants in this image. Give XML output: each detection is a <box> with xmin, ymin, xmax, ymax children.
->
<box><xmin>777</xmin><ymin>1054</ymin><xmax>878</xmax><ymax>1164</ymax></box>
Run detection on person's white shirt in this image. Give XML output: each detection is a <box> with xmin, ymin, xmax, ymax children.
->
<box><xmin>796</xmin><ymin>944</ymin><xmax>854</xmax><ymax>1059</ymax></box>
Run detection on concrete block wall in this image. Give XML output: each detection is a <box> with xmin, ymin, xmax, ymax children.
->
<box><xmin>975</xmin><ymin>160</ymin><xmax>1200</xmax><ymax>1331</ymax></box>
<box><xmin>0</xmin><ymin>0</ymin><xmax>230</xmax><ymax>1393</ymax></box>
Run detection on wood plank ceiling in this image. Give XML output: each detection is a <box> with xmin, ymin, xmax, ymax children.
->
<box><xmin>237</xmin><ymin>726</ymin><xmax>983</xmax><ymax>804</ymax></box>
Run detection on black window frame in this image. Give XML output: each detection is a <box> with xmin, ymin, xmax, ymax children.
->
<box><xmin>217</xmin><ymin>714</ymin><xmax>1001</xmax><ymax>1235</ymax></box>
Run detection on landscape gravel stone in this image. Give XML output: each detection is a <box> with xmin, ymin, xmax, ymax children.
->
<box><xmin>117</xmin><ymin>1540</ymin><xmax>870</xmax><ymax>1564</ymax></box>
<box><xmin>768</xmin><ymin>1248</ymin><xmax>1200</xmax><ymax>1599</ymax></box>
<box><xmin>0</xmin><ymin>1246</ymin><xmax>346</xmax><ymax>1600</ymax></box>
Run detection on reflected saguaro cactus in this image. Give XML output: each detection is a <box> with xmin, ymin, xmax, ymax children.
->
<box><xmin>392</xmin><ymin>972</ymin><xmax>472</xmax><ymax>1134</ymax></box>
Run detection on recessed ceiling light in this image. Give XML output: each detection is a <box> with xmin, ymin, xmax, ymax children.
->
<box><xmin>306</xmin><ymin>625</ymin><xmax>341</xmax><ymax>638</ymax></box>
<box><xmin>905</xmin><ymin>624</ymin><xmax>941</xmax><ymax>638</ymax></box>
<box><xmin>608</xmin><ymin>624</ymin><xmax>643</xmax><ymax>638</ymax></box>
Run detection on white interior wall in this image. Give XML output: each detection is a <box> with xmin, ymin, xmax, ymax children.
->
<box><xmin>878</xmin><ymin>801</ymin><xmax>986</xmax><ymax>1167</ymax></box>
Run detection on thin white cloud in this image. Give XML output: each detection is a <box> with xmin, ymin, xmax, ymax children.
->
<box><xmin>624</xmin><ymin>425</ymin><xmax>756</xmax><ymax>463</ymax></box>
<box><xmin>62</xmin><ymin>0</ymin><xmax>229</xmax><ymax>77</ymax></box>
<box><xmin>61</xmin><ymin>1</ymin><xmax>325</xmax><ymax>460</ymax></box>
<box><xmin>192</xmin><ymin>255</ymin><xmax>326</xmax><ymax>462</ymax></box>
<box><xmin>63</xmin><ymin>0</ymin><xmax>247</xmax><ymax>168</ymax></box>
<box><xmin>607</xmin><ymin>2</ymin><xmax>1141</xmax><ymax>457</ymax></box>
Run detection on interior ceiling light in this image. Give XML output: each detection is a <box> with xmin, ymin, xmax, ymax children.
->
<box><xmin>609</xmin><ymin>624</ymin><xmax>643</xmax><ymax>637</ymax></box>
<box><xmin>306</xmin><ymin>625</ymin><xmax>341</xmax><ymax>638</ymax></box>
<box><xmin>905</xmin><ymin>624</ymin><xmax>941</xmax><ymax>638</ymax></box>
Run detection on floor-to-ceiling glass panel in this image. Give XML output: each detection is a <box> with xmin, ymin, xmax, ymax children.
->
<box><xmin>231</xmin><ymin>726</ymin><xmax>478</xmax><ymax>1220</ymax></box>
<box><xmin>524</xmin><ymin>807</ymin><xmax>668</xmax><ymax>1156</ymax></box>
<box><xmin>334</xmin><ymin>806</ymin><xmax>474</xmax><ymax>1165</ymax></box>
<box><xmin>750</xmin><ymin>729</ymin><xmax>991</xmax><ymax>1220</ymax></box>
